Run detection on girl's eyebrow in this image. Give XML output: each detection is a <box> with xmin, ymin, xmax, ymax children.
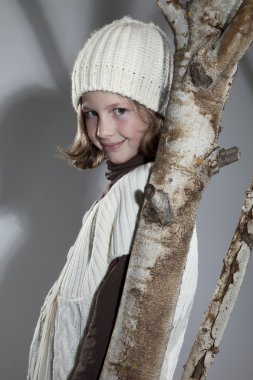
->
<box><xmin>81</xmin><ymin>104</ymin><xmax>91</xmax><ymax>110</ymax></box>
<box><xmin>108</xmin><ymin>102</ymin><xmax>129</xmax><ymax>109</ymax></box>
<box><xmin>81</xmin><ymin>103</ymin><xmax>96</xmax><ymax>112</ymax></box>
<box><xmin>81</xmin><ymin>102</ymin><xmax>131</xmax><ymax>111</ymax></box>
<box><xmin>81</xmin><ymin>100</ymin><xmax>91</xmax><ymax>109</ymax></box>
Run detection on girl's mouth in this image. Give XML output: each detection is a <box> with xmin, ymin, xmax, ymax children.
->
<box><xmin>102</xmin><ymin>140</ymin><xmax>125</xmax><ymax>151</ymax></box>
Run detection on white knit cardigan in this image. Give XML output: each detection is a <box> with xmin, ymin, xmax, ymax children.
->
<box><xmin>27</xmin><ymin>163</ymin><xmax>198</xmax><ymax>380</ymax></box>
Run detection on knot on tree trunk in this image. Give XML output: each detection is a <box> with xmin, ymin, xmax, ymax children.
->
<box><xmin>190</xmin><ymin>62</ymin><xmax>213</xmax><ymax>88</ymax></box>
<box><xmin>144</xmin><ymin>184</ymin><xmax>174</xmax><ymax>225</ymax></box>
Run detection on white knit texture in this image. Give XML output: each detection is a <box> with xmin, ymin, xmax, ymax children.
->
<box><xmin>72</xmin><ymin>17</ymin><xmax>173</xmax><ymax>116</ymax></box>
<box><xmin>27</xmin><ymin>163</ymin><xmax>198</xmax><ymax>380</ymax></box>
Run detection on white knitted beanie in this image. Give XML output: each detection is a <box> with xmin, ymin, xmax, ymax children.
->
<box><xmin>72</xmin><ymin>16</ymin><xmax>173</xmax><ymax>116</ymax></box>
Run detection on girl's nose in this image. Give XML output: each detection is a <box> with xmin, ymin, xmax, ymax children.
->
<box><xmin>97</xmin><ymin>117</ymin><xmax>114</xmax><ymax>139</ymax></box>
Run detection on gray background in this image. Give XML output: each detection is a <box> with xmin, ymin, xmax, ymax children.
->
<box><xmin>0</xmin><ymin>1</ymin><xmax>252</xmax><ymax>379</ymax></box>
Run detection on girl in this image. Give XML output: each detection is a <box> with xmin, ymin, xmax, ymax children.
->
<box><xmin>28</xmin><ymin>17</ymin><xmax>198</xmax><ymax>380</ymax></box>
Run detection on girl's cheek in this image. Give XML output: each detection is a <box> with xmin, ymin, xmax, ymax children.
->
<box><xmin>86</xmin><ymin>118</ymin><xmax>97</xmax><ymax>130</ymax></box>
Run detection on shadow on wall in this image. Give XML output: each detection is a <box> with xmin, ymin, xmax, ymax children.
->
<box><xmin>90</xmin><ymin>0</ymin><xmax>131</xmax><ymax>26</ymax></box>
<box><xmin>0</xmin><ymin>0</ymin><xmax>140</xmax><ymax>378</ymax></box>
<box><xmin>17</xmin><ymin>0</ymin><xmax>68</xmax><ymax>88</ymax></box>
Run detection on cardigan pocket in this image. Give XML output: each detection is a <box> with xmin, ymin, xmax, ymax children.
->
<box><xmin>52</xmin><ymin>295</ymin><xmax>92</xmax><ymax>380</ymax></box>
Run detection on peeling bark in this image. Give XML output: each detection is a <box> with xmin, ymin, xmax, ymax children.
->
<box><xmin>181</xmin><ymin>178</ymin><xmax>253</xmax><ymax>380</ymax></box>
<box><xmin>100</xmin><ymin>1</ymin><xmax>253</xmax><ymax>379</ymax></box>
<box><xmin>218</xmin><ymin>147</ymin><xmax>240</xmax><ymax>168</ymax></box>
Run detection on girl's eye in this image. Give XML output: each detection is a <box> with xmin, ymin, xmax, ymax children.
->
<box><xmin>114</xmin><ymin>108</ymin><xmax>127</xmax><ymax>116</ymax></box>
<box><xmin>83</xmin><ymin>110</ymin><xmax>97</xmax><ymax>119</ymax></box>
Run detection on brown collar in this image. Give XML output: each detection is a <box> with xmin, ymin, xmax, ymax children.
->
<box><xmin>105</xmin><ymin>153</ymin><xmax>154</xmax><ymax>187</ymax></box>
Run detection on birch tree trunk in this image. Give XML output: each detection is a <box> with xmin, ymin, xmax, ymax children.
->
<box><xmin>181</xmin><ymin>177</ymin><xmax>253</xmax><ymax>379</ymax></box>
<box><xmin>100</xmin><ymin>1</ymin><xmax>253</xmax><ymax>379</ymax></box>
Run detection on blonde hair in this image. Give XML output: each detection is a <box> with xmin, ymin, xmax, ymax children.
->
<box><xmin>59</xmin><ymin>97</ymin><xmax>164</xmax><ymax>170</ymax></box>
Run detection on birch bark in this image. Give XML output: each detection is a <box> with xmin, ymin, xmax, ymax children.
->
<box><xmin>181</xmin><ymin>178</ymin><xmax>253</xmax><ymax>380</ymax></box>
<box><xmin>100</xmin><ymin>1</ymin><xmax>253</xmax><ymax>379</ymax></box>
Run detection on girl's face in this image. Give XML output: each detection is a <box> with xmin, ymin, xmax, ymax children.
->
<box><xmin>81</xmin><ymin>91</ymin><xmax>148</xmax><ymax>164</ymax></box>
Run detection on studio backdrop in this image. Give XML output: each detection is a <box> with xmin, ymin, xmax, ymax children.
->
<box><xmin>0</xmin><ymin>1</ymin><xmax>252</xmax><ymax>379</ymax></box>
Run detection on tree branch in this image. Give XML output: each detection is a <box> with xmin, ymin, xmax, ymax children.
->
<box><xmin>212</xmin><ymin>0</ymin><xmax>253</xmax><ymax>75</ymax></box>
<box><xmin>181</xmin><ymin>177</ymin><xmax>253</xmax><ymax>380</ymax></box>
<box><xmin>156</xmin><ymin>0</ymin><xmax>189</xmax><ymax>49</ymax></box>
<box><xmin>185</xmin><ymin>0</ymin><xmax>241</xmax><ymax>54</ymax></box>
<box><xmin>218</xmin><ymin>146</ymin><xmax>240</xmax><ymax>168</ymax></box>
